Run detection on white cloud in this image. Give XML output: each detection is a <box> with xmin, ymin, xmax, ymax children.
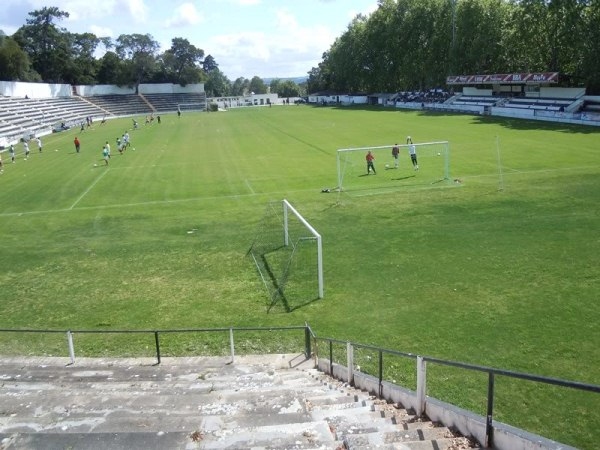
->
<box><xmin>165</xmin><ymin>3</ymin><xmax>204</xmax><ymax>28</ymax></box>
<box><xmin>89</xmin><ymin>25</ymin><xmax>113</xmax><ymax>38</ymax></box>
<box><xmin>347</xmin><ymin>2</ymin><xmax>378</xmax><ymax>20</ymax></box>
<box><xmin>210</xmin><ymin>8</ymin><xmax>338</xmax><ymax>79</ymax></box>
<box><xmin>125</xmin><ymin>0</ymin><xmax>148</xmax><ymax>23</ymax></box>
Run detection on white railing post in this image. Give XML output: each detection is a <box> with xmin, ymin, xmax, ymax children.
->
<box><xmin>229</xmin><ymin>328</ymin><xmax>235</xmax><ymax>364</ymax></box>
<box><xmin>417</xmin><ymin>356</ymin><xmax>427</xmax><ymax>416</ymax></box>
<box><xmin>347</xmin><ymin>342</ymin><xmax>354</xmax><ymax>385</ymax></box>
<box><xmin>67</xmin><ymin>331</ymin><xmax>75</xmax><ymax>365</ymax></box>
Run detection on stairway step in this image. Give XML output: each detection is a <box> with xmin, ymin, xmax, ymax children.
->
<box><xmin>342</xmin><ymin>426</ymin><xmax>457</xmax><ymax>448</ymax></box>
<box><xmin>0</xmin><ymin>431</ymin><xmax>198</xmax><ymax>450</ymax></box>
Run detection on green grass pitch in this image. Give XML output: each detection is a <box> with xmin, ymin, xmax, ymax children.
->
<box><xmin>0</xmin><ymin>106</ymin><xmax>598</xmax><ymax>447</ymax></box>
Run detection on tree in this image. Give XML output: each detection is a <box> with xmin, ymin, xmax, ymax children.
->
<box><xmin>115</xmin><ymin>33</ymin><xmax>160</xmax><ymax>88</ymax></box>
<box><xmin>248</xmin><ymin>76</ymin><xmax>267</xmax><ymax>94</ymax></box>
<box><xmin>64</xmin><ymin>32</ymin><xmax>101</xmax><ymax>84</ymax></box>
<box><xmin>203</xmin><ymin>54</ymin><xmax>219</xmax><ymax>73</ymax></box>
<box><xmin>13</xmin><ymin>7</ymin><xmax>71</xmax><ymax>82</ymax></box>
<box><xmin>162</xmin><ymin>37</ymin><xmax>204</xmax><ymax>85</ymax></box>
<box><xmin>204</xmin><ymin>69</ymin><xmax>231</xmax><ymax>97</ymax></box>
<box><xmin>231</xmin><ymin>77</ymin><xmax>249</xmax><ymax>96</ymax></box>
<box><xmin>268</xmin><ymin>78</ymin><xmax>281</xmax><ymax>95</ymax></box>
<box><xmin>0</xmin><ymin>35</ymin><xmax>36</xmax><ymax>81</ymax></box>
<box><xmin>581</xmin><ymin>0</ymin><xmax>600</xmax><ymax>92</ymax></box>
<box><xmin>97</xmin><ymin>51</ymin><xmax>127</xmax><ymax>85</ymax></box>
<box><xmin>269</xmin><ymin>79</ymin><xmax>302</xmax><ymax>98</ymax></box>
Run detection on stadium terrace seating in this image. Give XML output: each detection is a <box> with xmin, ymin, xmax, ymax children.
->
<box><xmin>0</xmin><ymin>355</ymin><xmax>481</xmax><ymax>449</ymax></box>
<box><xmin>503</xmin><ymin>96</ymin><xmax>574</xmax><ymax>112</ymax></box>
<box><xmin>392</xmin><ymin>90</ymin><xmax>451</xmax><ymax>104</ymax></box>
<box><xmin>142</xmin><ymin>92</ymin><xmax>207</xmax><ymax>112</ymax></box>
<box><xmin>84</xmin><ymin>94</ymin><xmax>153</xmax><ymax>116</ymax></box>
<box><xmin>451</xmin><ymin>95</ymin><xmax>501</xmax><ymax>107</ymax></box>
<box><xmin>0</xmin><ymin>95</ymin><xmax>106</xmax><ymax>141</ymax></box>
<box><xmin>581</xmin><ymin>99</ymin><xmax>600</xmax><ymax>113</ymax></box>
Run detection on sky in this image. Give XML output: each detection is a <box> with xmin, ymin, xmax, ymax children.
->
<box><xmin>0</xmin><ymin>0</ymin><xmax>379</xmax><ymax>80</ymax></box>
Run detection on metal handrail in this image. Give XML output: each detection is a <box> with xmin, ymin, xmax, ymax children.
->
<box><xmin>1</xmin><ymin>326</ymin><xmax>598</xmax><ymax>448</ymax></box>
<box><xmin>312</xmin><ymin>335</ymin><xmax>600</xmax><ymax>448</ymax></box>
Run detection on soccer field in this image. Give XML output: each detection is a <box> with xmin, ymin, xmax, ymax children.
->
<box><xmin>0</xmin><ymin>106</ymin><xmax>598</xmax><ymax>447</ymax></box>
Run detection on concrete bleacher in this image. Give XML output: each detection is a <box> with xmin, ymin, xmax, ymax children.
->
<box><xmin>0</xmin><ymin>355</ymin><xmax>479</xmax><ymax>450</ymax></box>
<box><xmin>503</xmin><ymin>97</ymin><xmax>574</xmax><ymax>111</ymax></box>
<box><xmin>0</xmin><ymin>95</ymin><xmax>106</xmax><ymax>142</ymax></box>
<box><xmin>142</xmin><ymin>92</ymin><xmax>207</xmax><ymax>112</ymax></box>
<box><xmin>84</xmin><ymin>94</ymin><xmax>153</xmax><ymax>116</ymax></box>
<box><xmin>451</xmin><ymin>95</ymin><xmax>500</xmax><ymax>107</ymax></box>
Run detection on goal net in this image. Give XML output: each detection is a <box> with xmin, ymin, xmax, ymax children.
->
<box><xmin>336</xmin><ymin>141</ymin><xmax>450</xmax><ymax>193</ymax></box>
<box><xmin>248</xmin><ymin>200</ymin><xmax>323</xmax><ymax>312</ymax></box>
<box><xmin>177</xmin><ymin>102</ymin><xmax>206</xmax><ymax>112</ymax></box>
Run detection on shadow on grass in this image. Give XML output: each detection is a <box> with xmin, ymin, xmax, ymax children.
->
<box><xmin>306</xmin><ymin>104</ymin><xmax>600</xmax><ymax>134</ymax></box>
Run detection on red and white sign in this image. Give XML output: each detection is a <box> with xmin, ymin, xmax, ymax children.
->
<box><xmin>446</xmin><ymin>72</ymin><xmax>559</xmax><ymax>85</ymax></box>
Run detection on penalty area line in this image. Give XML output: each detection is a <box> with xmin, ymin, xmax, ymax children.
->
<box><xmin>69</xmin><ymin>169</ymin><xmax>109</xmax><ymax>210</ymax></box>
<box><xmin>245</xmin><ymin>179</ymin><xmax>256</xmax><ymax>194</ymax></box>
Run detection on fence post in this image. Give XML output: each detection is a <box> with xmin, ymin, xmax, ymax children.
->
<box><xmin>66</xmin><ymin>331</ymin><xmax>75</xmax><ymax>365</ymax></box>
<box><xmin>304</xmin><ymin>326</ymin><xmax>311</xmax><ymax>359</ymax></box>
<box><xmin>154</xmin><ymin>331</ymin><xmax>161</xmax><ymax>365</ymax></box>
<box><xmin>329</xmin><ymin>341</ymin><xmax>333</xmax><ymax>376</ymax></box>
<box><xmin>416</xmin><ymin>356</ymin><xmax>426</xmax><ymax>416</ymax></box>
<box><xmin>229</xmin><ymin>328</ymin><xmax>235</xmax><ymax>364</ymax></box>
<box><xmin>378</xmin><ymin>350</ymin><xmax>383</xmax><ymax>398</ymax></box>
<box><xmin>485</xmin><ymin>372</ymin><xmax>495</xmax><ymax>447</ymax></box>
<box><xmin>347</xmin><ymin>342</ymin><xmax>354</xmax><ymax>386</ymax></box>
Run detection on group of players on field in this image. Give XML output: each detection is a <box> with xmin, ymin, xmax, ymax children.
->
<box><xmin>0</xmin><ymin>116</ymin><xmax>149</xmax><ymax>173</ymax></box>
<box><xmin>365</xmin><ymin>136</ymin><xmax>419</xmax><ymax>175</ymax></box>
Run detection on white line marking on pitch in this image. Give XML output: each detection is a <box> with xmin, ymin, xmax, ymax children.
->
<box><xmin>245</xmin><ymin>179</ymin><xmax>255</xmax><ymax>194</ymax></box>
<box><xmin>70</xmin><ymin>169</ymin><xmax>109</xmax><ymax>210</ymax></box>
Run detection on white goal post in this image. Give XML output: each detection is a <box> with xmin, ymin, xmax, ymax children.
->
<box><xmin>177</xmin><ymin>102</ymin><xmax>206</xmax><ymax>111</ymax></box>
<box><xmin>283</xmin><ymin>199</ymin><xmax>324</xmax><ymax>299</ymax></box>
<box><xmin>248</xmin><ymin>199</ymin><xmax>324</xmax><ymax>309</ymax></box>
<box><xmin>336</xmin><ymin>141</ymin><xmax>450</xmax><ymax>191</ymax></box>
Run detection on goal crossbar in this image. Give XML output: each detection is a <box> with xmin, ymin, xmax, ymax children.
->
<box><xmin>283</xmin><ymin>199</ymin><xmax>324</xmax><ymax>298</ymax></box>
<box><xmin>336</xmin><ymin>141</ymin><xmax>450</xmax><ymax>191</ymax></box>
<box><xmin>337</xmin><ymin>141</ymin><xmax>449</xmax><ymax>153</ymax></box>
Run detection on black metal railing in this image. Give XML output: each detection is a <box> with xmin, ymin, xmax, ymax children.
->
<box><xmin>308</xmin><ymin>329</ymin><xmax>600</xmax><ymax>449</ymax></box>
<box><xmin>0</xmin><ymin>326</ymin><xmax>312</xmax><ymax>365</ymax></box>
<box><xmin>1</xmin><ymin>324</ymin><xmax>598</xmax><ymax>448</ymax></box>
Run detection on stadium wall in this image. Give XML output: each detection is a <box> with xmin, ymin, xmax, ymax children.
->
<box><xmin>538</xmin><ymin>87</ymin><xmax>585</xmax><ymax>98</ymax></box>
<box><xmin>0</xmin><ymin>81</ymin><xmax>71</xmax><ymax>98</ymax></box>
<box><xmin>74</xmin><ymin>85</ymin><xmax>136</xmax><ymax>96</ymax></box>
<box><xmin>463</xmin><ymin>87</ymin><xmax>493</xmax><ymax>96</ymax></box>
<box><xmin>138</xmin><ymin>83</ymin><xmax>204</xmax><ymax>94</ymax></box>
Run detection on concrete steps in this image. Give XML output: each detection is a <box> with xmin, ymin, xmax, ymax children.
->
<box><xmin>0</xmin><ymin>355</ymin><xmax>479</xmax><ymax>449</ymax></box>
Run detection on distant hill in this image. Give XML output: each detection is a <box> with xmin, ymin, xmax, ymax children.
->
<box><xmin>264</xmin><ymin>76</ymin><xmax>307</xmax><ymax>85</ymax></box>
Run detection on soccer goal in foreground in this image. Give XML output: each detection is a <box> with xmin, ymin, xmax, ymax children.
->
<box><xmin>248</xmin><ymin>200</ymin><xmax>323</xmax><ymax>312</ymax></box>
<box><xmin>336</xmin><ymin>141</ymin><xmax>450</xmax><ymax>193</ymax></box>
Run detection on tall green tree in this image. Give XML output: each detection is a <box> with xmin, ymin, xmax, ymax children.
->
<box><xmin>581</xmin><ymin>0</ymin><xmax>600</xmax><ymax>92</ymax></box>
<box><xmin>202</xmin><ymin>54</ymin><xmax>219</xmax><ymax>73</ymax></box>
<box><xmin>248</xmin><ymin>76</ymin><xmax>267</xmax><ymax>94</ymax></box>
<box><xmin>0</xmin><ymin>34</ymin><xmax>36</xmax><ymax>81</ymax></box>
<box><xmin>205</xmin><ymin>69</ymin><xmax>231</xmax><ymax>97</ymax></box>
<box><xmin>162</xmin><ymin>37</ymin><xmax>204</xmax><ymax>85</ymax></box>
<box><xmin>453</xmin><ymin>0</ymin><xmax>508</xmax><ymax>74</ymax></box>
<box><xmin>115</xmin><ymin>33</ymin><xmax>160</xmax><ymax>88</ymax></box>
<box><xmin>231</xmin><ymin>77</ymin><xmax>249</xmax><ymax>96</ymax></box>
<box><xmin>13</xmin><ymin>6</ymin><xmax>71</xmax><ymax>82</ymax></box>
<box><xmin>64</xmin><ymin>32</ymin><xmax>101</xmax><ymax>84</ymax></box>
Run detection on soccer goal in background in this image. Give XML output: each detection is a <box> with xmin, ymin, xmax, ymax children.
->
<box><xmin>177</xmin><ymin>102</ymin><xmax>206</xmax><ymax>112</ymax></box>
<box><xmin>248</xmin><ymin>199</ymin><xmax>323</xmax><ymax>312</ymax></box>
<box><xmin>336</xmin><ymin>141</ymin><xmax>450</xmax><ymax>193</ymax></box>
